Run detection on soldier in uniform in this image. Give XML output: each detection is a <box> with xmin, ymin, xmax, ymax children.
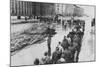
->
<box><xmin>61</xmin><ymin>36</ymin><xmax>70</xmax><ymax>50</ymax></box>
<box><xmin>41</xmin><ymin>52</ymin><xmax>51</xmax><ymax>64</ymax></box>
<box><xmin>52</xmin><ymin>47</ymin><xmax>62</xmax><ymax>64</ymax></box>
<box><xmin>67</xmin><ymin>25</ymin><xmax>84</xmax><ymax>62</ymax></box>
<box><xmin>74</xmin><ymin>26</ymin><xmax>84</xmax><ymax>62</ymax></box>
<box><xmin>34</xmin><ymin>58</ymin><xmax>40</xmax><ymax>65</ymax></box>
<box><xmin>67</xmin><ymin>29</ymin><xmax>76</xmax><ymax>44</ymax></box>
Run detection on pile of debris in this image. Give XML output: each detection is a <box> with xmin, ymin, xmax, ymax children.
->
<box><xmin>11</xmin><ymin>23</ymin><xmax>48</xmax><ymax>53</ymax></box>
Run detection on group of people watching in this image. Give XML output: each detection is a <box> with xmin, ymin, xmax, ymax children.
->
<box><xmin>34</xmin><ymin>23</ymin><xmax>84</xmax><ymax>65</ymax></box>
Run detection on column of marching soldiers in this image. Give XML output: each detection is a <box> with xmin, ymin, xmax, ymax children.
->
<box><xmin>34</xmin><ymin>18</ymin><xmax>85</xmax><ymax>65</ymax></box>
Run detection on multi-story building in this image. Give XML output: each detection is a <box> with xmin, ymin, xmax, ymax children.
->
<box><xmin>55</xmin><ymin>4</ymin><xmax>84</xmax><ymax>17</ymax></box>
<box><xmin>55</xmin><ymin>4</ymin><xmax>65</xmax><ymax>15</ymax></box>
<box><xmin>10</xmin><ymin>0</ymin><xmax>55</xmax><ymax>19</ymax></box>
<box><xmin>11</xmin><ymin>0</ymin><xmax>33</xmax><ymax>17</ymax></box>
<box><xmin>73</xmin><ymin>5</ymin><xmax>84</xmax><ymax>17</ymax></box>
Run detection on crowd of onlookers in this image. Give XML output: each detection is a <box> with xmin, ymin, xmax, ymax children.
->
<box><xmin>33</xmin><ymin>19</ymin><xmax>85</xmax><ymax>65</ymax></box>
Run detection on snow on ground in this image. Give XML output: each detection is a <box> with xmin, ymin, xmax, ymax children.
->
<box><xmin>11</xmin><ymin>25</ymin><xmax>71</xmax><ymax>66</ymax></box>
<box><xmin>11</xmin><ymin>17</ymin><xmax>95</xmax><ymax>66</ymax></box>
<box><xmin>79</xmin><ymin>17</ymin><xmax>95</xmax><ymax>61</ymax></box>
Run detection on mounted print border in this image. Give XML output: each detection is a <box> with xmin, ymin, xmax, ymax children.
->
<box><xmin>10</xmin><ymin>0</ymin><xmax>96</xmax><ymax>67</ymax></box>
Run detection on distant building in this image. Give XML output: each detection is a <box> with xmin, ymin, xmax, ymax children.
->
<box><xmin>55</xmin><ymin>4</ymin><xmax>65</xmax><ymax>15</ymax></box>
<box><xmin>73</xmin><ymin>5</ymin><xmax>84</xmax><ymax>17</ymax></box>
<box><xmin>10</xmin><ymin>0</ymin><xmax>33</xmax><ymax>16</ymax></box>
<box><xmin>65</xmin><ymin>5</ymin><xmax>84</xmax><ymax>17</ymax></box>
<box><xmin>40</xmin><ymin>3</ymin><xmax>55</xmax><ymax>17</ymax></box>
<box><xmin>55</xmin><ymin>4</ymin><xmax>84</xmax><ymax>17</ymax></box>
<box><xmin>10</xmin><ymin>0</ymin><xmax>55</xmax><ymax>19</ymax></box>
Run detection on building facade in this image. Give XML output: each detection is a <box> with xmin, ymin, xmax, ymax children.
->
<box><xmin>10</xmin><ymin>0</ymin><xmax>55</xmax><ymax>19</ymax></box>
<box><xmin>11</xmin><ymin>0</ymin><xmax>33</xmax><ymax>16</ymax></box>
<box><xmin>55</xmin><ymin>4</ymin><xmax>84</xmax><ymax>17</ymax></box>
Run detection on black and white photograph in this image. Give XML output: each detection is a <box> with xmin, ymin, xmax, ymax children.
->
<box><xmin>10</xmin><ymin>0</ymin><xmax>96</xmax><ymax>66</ymax></box>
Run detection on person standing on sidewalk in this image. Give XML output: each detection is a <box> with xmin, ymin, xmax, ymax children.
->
<box><xmin>44</xmin><ymin>25</ymin><xmax>56</xmax><ymax>57</ymax></box>
<box><xmin>47</xmin><ymin>34</ymin><xmax>52</xmax><ymax>56</ymax></box>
